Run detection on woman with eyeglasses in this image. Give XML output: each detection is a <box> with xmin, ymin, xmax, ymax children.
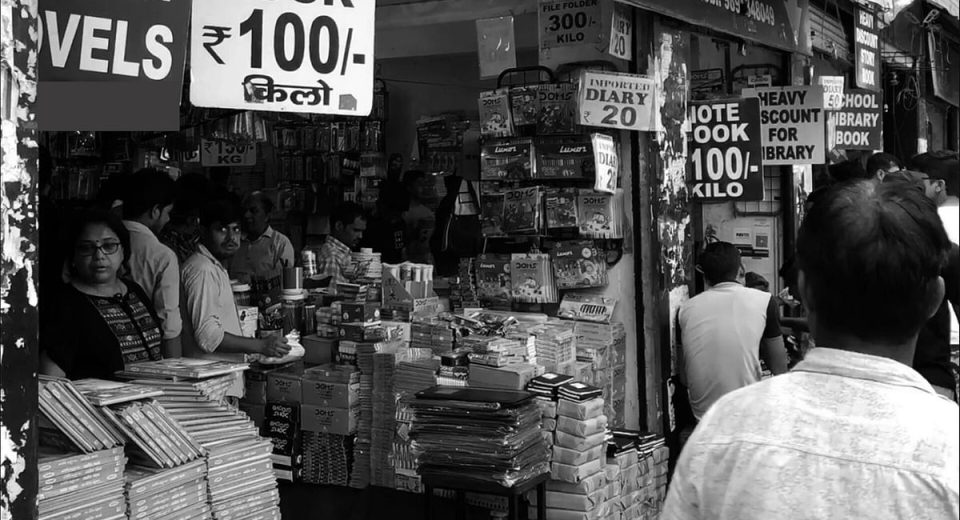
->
<box><xmin>40</xmin><ymin>210</ymin><xmax>163</xmax><ymax>380</ymax></box>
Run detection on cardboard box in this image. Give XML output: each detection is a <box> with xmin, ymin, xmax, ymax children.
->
<box><xmin>300</xmin><ymin>404</ymin><xmax>359</xmax><ymax>435</ymax></box>
<box><xmin>304</xmin><ymin>363</ymin><xmax>360</xmax><ymax>384</ymax></box>
<box><xmin>264</xmin><ymin>402</ymin><xmax>300</xmax><ymax>424</ymax></box>
<box><xmin>301</xmin><ymin>335</ymin><xmax>338</xmax><ymax>366</ymax></box>
<box><xmin>239</xmin><ymin>402</ymin><xmax>265</xmax><ymax>428</ymax></box>
<box><xmin>266</xmin><ymin>367</ymin><xmax>304</xmax><ymax>403</ymax></box>
<box><xmin>339</xmin><ymin>323</ymin><xmax>386</xmax><ymax>342</ymax></box>
<box><xmin>244</xmin><ymin>379</ymin><xmax>268</xmax><ymax>404</ymax></box>
<box><xmin>340</xmin><ymin>303</ymin><xmax>381</xmax><ymax>324</ymax></box>
<box><xmin>301</xmin><ymin>380</ymin><xmax>360</xmax><ymax>408</ymax></box>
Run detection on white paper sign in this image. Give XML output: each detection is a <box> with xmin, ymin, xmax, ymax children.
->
<box><xmin>578</xmin><ymin>70</ymin><xmax>656</xmax><ymax>132</ymax></box>
<box><xmin>190</xmin><ymin>0</ymin><xmax>375</xmax><ymax>116</ymax></box>
<box><xmin>592</xmin><ymin>133</ymin><xmax>618</xmax><ymax>193</ymax></box>
<box><xmin>539</xmin><ymin>0</ymin><xmax>603</xmax><ymax>51</ymax></box>
<box><xmin>608</xmin><ymin>3</ymin><xmax>632</xmax><ymax>60</ymax></box>
<box><xmin>818</xmin><ymin>76</ymin><xmax>845</xmax><ymax>110</ymax></box>
<box><xmin>201</xmin><ymin>140</ymin><xmax>257</xmax><ymax>167</ymax></box>
<box><xmin>743</xmin><ymin>86</ymin><xmax>826</xmax><ymax>165</ymax></box>
<box><xmin>476</xmin><ymin>17</ymin><xmax>517</xmax><ymax>80</ymax></box>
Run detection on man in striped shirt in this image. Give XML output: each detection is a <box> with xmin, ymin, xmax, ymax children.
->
<box><xmin>317</xmin><ymin>203</ymin><xmax>366</xmax><ymax>291</ymax></box>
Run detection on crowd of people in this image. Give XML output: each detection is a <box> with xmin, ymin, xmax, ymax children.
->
<box><xmin>666</xmin><ymin>150</ymin><xmax>959</xmax><ymax>519</ymax></box>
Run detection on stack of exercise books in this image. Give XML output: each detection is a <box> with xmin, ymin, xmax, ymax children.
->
<box><xmin>98</xmin><ymin>398</ymin><xmax>205</xmax><ymax>469</ymax></box>
<box><xmin>38</xmin><ymin>376</ymin><xmax>125</xmax><ymax>452</ymax></box>
<box><xmin>37</xmin><ymin>445</ymin><xmax>127</xmax><ymax>520</ymax></box>
<box><xmin>204</xmin><ymin>437</ymin><xmax>281</xmax><ymax>520</ymax></box>
<box><xmin>125</xmin><ymin>459</ymin><xmax>209</xmax><ymax>520</ymax></box>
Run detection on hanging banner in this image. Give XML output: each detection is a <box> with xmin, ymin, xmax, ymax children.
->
<box><xmin>608</xmin><ymin>3</ymin><xmax>633</xmax><ymax>61</ymax></box>
<box><xmin>200</xmin><ymin>139</ymin><xmax>257</xmax><ymax>166</ymax></box>
<box><xmin>854</xmin><ymin>8</ymin><xmax>880</xmax><ymax>91</ymax></box>
<box><xmin>744</xmin><ymin>86</ymin><xmax>825</xmax><ymax>165</ymax></box>
<box><xmin>818</xmin><ymin>76</ymin><xmax>845</xmax><ymax>110</ymax></box>
<box><xmin>592</xmin><ymin>133</ymin><xmax>619</xmax><ymax>193</ymax></box>
<box><xmin>538</xmin><ymin>0</ymin><xmax>603</xmax><ymax>51</ymax></box>
<box><xmin>476</xmin><ymin>17</ymin><xmax>517</xmax><ymax>80</ymax></box>
<box><xmin>37</xmin><ymin>0</ymin><xmax>191</xmax><ymax>130</ymax></box>
<box><xmin>577</xmin><ymin>70</ymin><xmax>656</xmax><ymax>132</ymax></box>
<box><xmin>687</xmin><ymin>99</ymin><xmax>764</xmax><ymax>201</ymax></box>
<box><xmin>828</xmin><ymin>89</ymin><xmax>882</xmax><ymax>151</ymax></box>
<box><xmin>190</xmin><ymin>0</ymin><xmax>375</xmax><ymax>115</ymax></box>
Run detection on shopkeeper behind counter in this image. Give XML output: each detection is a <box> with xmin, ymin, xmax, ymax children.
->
<box><xmin>317</xmin><ymin>202</ymin><xmax>366</xmax><ymax>290</ymax></box>
<box><xmin>229</xmin><ymin>191</ymin><xmax>295</xmax><ymax>306</ymax></box>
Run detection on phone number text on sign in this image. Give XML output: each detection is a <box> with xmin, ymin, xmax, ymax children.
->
<box><xmin>190</xmin><ymin>0</ymin><xmax>374</xmax><ymax>116</ymax></box>
<box><xmin>577</xmin><ymin>70</ymin><xmax>656</xmax><ymax>132</ymax></box>
<box><xmin>687</xmin><ymin>99</ymin><xmax>764</xmax><ymax>201</ymax></box>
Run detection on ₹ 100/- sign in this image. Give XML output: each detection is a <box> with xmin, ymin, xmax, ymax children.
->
<box><xmin>189</xmin><ymin>0</ymin><xmax>375</xmax><ymax>116</ymax></box>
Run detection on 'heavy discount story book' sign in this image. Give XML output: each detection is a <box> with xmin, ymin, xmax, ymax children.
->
<box><xmin>577</xmin><ymin>70</ymin><xmax>656</xmax><ymax>132</ymax></box>
<box><xmin>190</xmin><ymin>0</ymin><xmax>375</xmax><ymax>116</ymax></box>
<box><xmin>743</xmin><ymin>86</ymin><xmax>825</xmax><ymax>165</ymax></box>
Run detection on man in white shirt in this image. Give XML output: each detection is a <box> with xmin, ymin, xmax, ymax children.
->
<box><xmin>678</xmin><ymin>241</ymin><xmax>788</xmax><ymax>421</ymax></box>
<box><xmin>122</xmin><ymin>168</ymin><xmax>181</xmax><ymax>358</ymax></box>
<box><xmin>663</xmin><ymin>181</ymin><xmax>959</xmax><ymax>520</ymax></box>
<box><xmin>229</xmin><ymin>191</ymin><xmax>295</xmax><ymax>306</ymax></box>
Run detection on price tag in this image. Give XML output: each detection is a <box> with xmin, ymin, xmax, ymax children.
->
<box><xmin>200</xmin><ymin>139</ymin><xmax>257</xmax><ymax>166</ymax></box>
<box><xmin>608</xmin><ymin>3</ymin><xmax>632</xmax><ymax>60</ymax></box>
<box><xmin>687</xmin><ymin>99</ymin><xmax>764</xmax><ymax>200</ymax></box>
<box><xmin>818</xmin><ymin>76</ymin><xmax>845</xmax><ymax>110</ymax></box>
<box><xmin>577</xmin><ymin>70</ymin><xmax>656</xmax><ymax>132</ymax></box>
<box><xmin>189</xmin><ymin>0</ymin><xmax>375</xmax><ymax>116</ymax></box>
<box><xmin>592</xmin><ymin>133</ymin><xmax>618</xmax><ymax>193</ymax></box>
<box><xmin>538</xmin><ymin>0</ymin><xmax>603</xmax><ymax>50</ymax></box>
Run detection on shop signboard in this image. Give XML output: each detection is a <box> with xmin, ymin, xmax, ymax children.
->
<box><xmin>577</xmin><ymin>70</ymin><xmax>656</xmax><ymax>132</ymax></box>
<box><xmin>538</xmin><ymin>0</ymin><xmax>603</xmax><ymax>52</ymax></box>
<box><xmin>854</xmin><ymin>8</ymin><xmax>880</xmax><ymax>91</ymax></box>
<box><xmin>743</xmin><ymin>86</ymin><xmax>825</xmax><ymax>165</ymax></box>
<box><xmin>818</xmin><ymin>76</ymin><xmax>845</xmax><ymax>110</ymax></box>
<box><xmin>687</xmin><ymin>99</ymin><xmax>764</xmax><ymax>201</ymax></box>
<box><xmin>189</xmin><ymin>0</ymin><xmax>375</xmax><ymax>116</ymax></box>
<box><xmin>691</xmin><ymin>69</ymin><xmax>725</xmax><ymax>98</ymax></box>
<box><xmin>36</xmin><ymin>0</ymin><xmax>191</xmax><ymax>130</ymax></box>
<box><xmin>617</xmin><ymin>0</ymin><xmax>811</xmax><ymax>55</ymax></box>
<box><xmin>828</xmin><ymin>89</ymin><xmax>882</xmax><ymax>151</ymax></box>
<box><xmin>608</xmin><ymin>2</ymin><xmax>633</xmax><ymax>60</ymax></box>
<box><xmin>200</xmin><ymin>139</ymin><xmax>257</xmax><ymax>166</ymax></box>
<box><xmin>591</xmin><ymin>133</ymin><xmax>618</xmax><ymax>193</ymax></box>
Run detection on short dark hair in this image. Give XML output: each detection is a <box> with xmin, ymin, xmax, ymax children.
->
<box><xmin>910</xmin><ymin>151</ymin><xmax>959</xmax><ymax>195</ymax></box>
<box><xmin>828</xmin><ymin>159</ymin><xmax>869</xmax><ymax>183</ymax></box>
<box><xmin>699</xmin><ymin>242</ymin><xmax>741</xmax><ymax>284</ymax></box>
<box><xmin>122</xmin><ymin>168</ymin><xmax>177</xmax><ymax>219</ymax></box>
<box><xmin>65</xmin><ymin>209</ymin><xmax>131</xmax><ymax>273</ymax></box>
<box><xmin>797</xmin><ymin>181</ymin><xmax>950</xmax><ymax>342</ymax></box>
<box><xmin>866</xmin><ymin>152</ymin><xmax>902</xmax><ymax>176</ymax></box>
<box><xmin>200</xmin><ymin>198</ymin><xmax>242</xmax><ymax>228</ymax></box>
<box><xmin>331</xmin><ymin>202</ymin><xmax>366</xmax><ymax>228</ymax></box>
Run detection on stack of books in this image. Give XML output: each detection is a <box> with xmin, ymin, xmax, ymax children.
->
<box><xmin>37</xmin><ymin>446</ymin><xmax>127</xmax><ymax>520</ymax></box>
<box><xmin>204</xmin><ymin>438</ymin><xmax>281</xmax><ymax>520</ymax></box>
<box><xmin>450</xmin><ymin>258</ymin><xmax>481</xmax><ymax>312</ymax></box>
<box><xmin>371</xmin><ymin>351</ymin><xmax>398</xmax><ymax>488</ymax></box>
<box><xmin>125</xmin><ymin>459</ymin><xmax>209</xmax><ymax>520</ymax></box>
<box><xmin>98</xmin><ymin>399</ymin><xmax>205</xmax><ymax>469</ymax></box>
<box><xmin>301</xmin><ymin>431</ymin><xmax>355</xmax><ymax>486</ymax></box>
<box><xmin>38</xmin><ymin>376</ymin><xmax>125</xmax><ymax>452</ymax></box>
<box><xmin>410</xmin><ymin>318</ymin><xmax>455</xmax><ymax>355</ymax></box>
<box><xmin>531</xmin><ymin>323</ymin><xmax>577</xmax><ymax>374</ymax></box>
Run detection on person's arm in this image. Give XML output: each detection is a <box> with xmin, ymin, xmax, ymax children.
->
<box><xmin>760</xmin><ymin>295</ymin><xmax>789</xmax><ymax>375</ymax></box>
<box><xmin>277</xmin><ymin>235</ymin><xmax>295</xmax><ymax>269</ymax></box>
<box><xmin>316</xmin><ymin>247</ymin><xmax>341</xmax><ymax>287</ymax></box>
<box><xmin>154</xmin><ymin>246</ymin><xmax>183</xmax><ymax>358</ymax></box>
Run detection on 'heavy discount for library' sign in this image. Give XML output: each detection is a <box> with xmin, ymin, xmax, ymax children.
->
<box><xmin>744</xmin><ymin>86</ymin><xmax>825</xmax><ymax>165</ymax></box>
<box><xmin>687</xmin><ymin>99</ymin><xmax>764</xmax><ymax>201</ymax></box>
<box><xmin>189</xmin><ymin>0</ymin><xmax>375</xmax><ymax>116</ymax></box>
<box><xmin>577</xmin><ymin>70</ymin><xmax>656</xmax><ymax>132</ymax></box>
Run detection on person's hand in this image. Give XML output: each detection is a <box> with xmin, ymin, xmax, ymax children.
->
<box><xmin>260</xmin><ymin>335</ymin><xmax>290</xmax><ymax>358</ymax></box>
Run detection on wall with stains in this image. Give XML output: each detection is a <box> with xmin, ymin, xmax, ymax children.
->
<box><xmin>1</xmin><ymin>1</ymin><xmax>39</xmax><ymax>519</ymax></box>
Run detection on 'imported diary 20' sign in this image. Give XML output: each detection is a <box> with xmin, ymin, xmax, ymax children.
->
<box><xmin>744</xmin><ymin>86</ymin><xmax>825</xmax><ymax>165</ymax></box>
<box><xmin>577</xmin><ymin>70</ymin><xmax>656</xmax><ymax>132</ymax></box>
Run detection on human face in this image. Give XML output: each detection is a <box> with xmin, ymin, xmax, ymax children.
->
<box><xmin>243</xmin><ymin>200</ymin><xmax>269</xmax><ymax>236</ymax></box>
<box><xmin>335</xmin><ymin>217</ymin><xmax>366</xmax><ymax>248</ymax></box>
<box><xmin>916</xmin><ymin>173</ymin><xmax>947</xmax><ymax>205</ymax></box>
<box><xmin>204</xmin><ymin>221</ymin><xmax>242</xmax><ymax>259</ymax></box>
<box><xmin>73</xmin><ymin>223</ymin><xmax>123</xmax><ymax>285</ymax></box>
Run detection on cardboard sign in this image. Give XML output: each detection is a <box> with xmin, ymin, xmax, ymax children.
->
<box><xmin>190</xmin><ymin>0</ymin><xmax>375</xmax><ymax>115</ymax></box>
<box><xmin>687</xmin><ymin>99</ymin><xmax>764</xmax><ymax>201</ymax></box>
<box><xmin>37</xmin><ymin>0</ymin><xmax>191</xmax><ymax>130</ymax></box>
<box><xmin>608</xmin><ymin>2</ymin><xmax>633</xmax><ymax>60</ymax></box>
<box><xmin>828</xmin><ymin>90</ymin><xmax>882</xmax><ymax>151</ymax></box>
<box><xmin>577</xmin><ymin>70</ymin><xmax>656</xmax><ymax>132</ymax></box>
<box><xmin>200</xmin><ymin>140</ymin><xmax>257</xmax><ymax>166</ymax></box>
<box><xmin>592</xmin><ymin>133</ymin><xmax>618</xmax><ymax>193</ymax></box>
<box><xmin>744</xmin><ymin>86</ymin><xmax>825</xmax><ymax>165</ymax></box>
<box><xmin>539</xmin><ymin>0</ymin><xmax>603</xmax><ymax>51</ymax></box>
<box><xmin>854</xmin><ymin>8</ymin><xmax>880</xmax><ymax>91</ymax></box>
<box><xmin>818</xmin><ymin>76</ymin><xmax>845</xmax><ymax>110</ymax></box>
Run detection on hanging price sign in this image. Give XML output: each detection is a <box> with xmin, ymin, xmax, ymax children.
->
<box><xmin>189</xmin><ymin>0</ymin><xmax>375</xmax><ymax>116</ymax></box>
<box><xmin>687</xmin><ymin>99</ymin><xmax>764</xmax><ymax>201</ymax></box>
<box><xmin>539</xmin><ymin>0</ymin><xmax>603</xmax><ymax>51</ymax></box>
<box><xmin>200</xmin><ymin>139</ymin><xmax>257</xmax><ymax>166</ymax></box>
<box><xmin>608</xmin><ymin>3</ymin><xmax>633</xmax><ymax>60</ymax></box>
<box><xmin>592</xmin><ymin>133</ymin><xmax>618</xmax><ymax>193</ymax></box>
<box><xmin>577</xmin><ymin>70</ymin><xmax>656</xmax><ymax>132</ymax></box>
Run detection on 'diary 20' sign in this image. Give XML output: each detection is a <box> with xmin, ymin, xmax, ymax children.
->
<box><xmin>577</xmin><ymin>69</ymin><xmax>656</xmax><ymax>132</ymax></box>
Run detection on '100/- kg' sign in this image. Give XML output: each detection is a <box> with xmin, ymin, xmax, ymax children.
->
<box><xmin>687</xmin><ymin>99</ymin><xmax>764</xmax><ymax>201</ymax></box>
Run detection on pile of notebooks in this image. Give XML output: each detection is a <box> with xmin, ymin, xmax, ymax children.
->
<box><xmin>38</xmin><ymin>376</ymin><xmax>125</xmax><ymax>452</ymax></box>
<box><xmin>410</xmin><ymin>386</ymin><xmax>550</xmax><ymax>488</ymax></box>
<box><xmin>468</xmin><ymin>363</ymin><xmax>541</xmax><ymax>391</ymax></box>
<box><xmin>530</xmin><ymin>323</ymin><xmax>577</xmax><ymax>374</ymax></box>
<box><xmin>558</xmin><ymin>382</ymin><xmax>604</xmax><ymax>402</ymax></box>
<box><xmin>98</xmin><ymin>399</ymin><xmax>205</xmax><ymax>469</ymax></box>
<box><xmin>527</xmin><ymin>373</ymin><xmax>574</xmax><ymax>400</ymax></box>
<box><xmin>37</xmin><ymin>446</ymin><xmax>127</xmax><ymax>520</ymax></box>
<box><xmin>301</xmin><ymin>431</ymin><xmax>355</xmax><ymax>486</ymax></box>
<box><xmin>371</xmin><ymin>351</ymin><xmax>398</xmax><ymax>487</ymax></box>
<box><xmin>204</xmin><ymin>437</ymin><xmax>281</xmax><ymax>520</ymax></box>
<box><xmin>410</xmin><ymin>318</ymin><xmax>455</xmax><ymax>355</ymax></box>
<box><xmin>125</xmin><ymin>459</ymin><xmax>209</xmax><ymax>520</ymax></box>
<box><xmin>349</xmin><ymin>343</ymin><xmax>377</xmax><ymax>488</ymax></box>
<box><xmin>450</xmin><ymin>258</ymin><xmax>480</xmax><ymax>312</ymax></box>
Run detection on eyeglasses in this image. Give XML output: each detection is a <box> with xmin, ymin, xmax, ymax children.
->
<box><xmin>75</xmin><ymin>242</ymin><xmax>121</xmax><ymax>257</ymax></box>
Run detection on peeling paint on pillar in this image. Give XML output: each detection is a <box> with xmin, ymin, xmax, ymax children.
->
<box><xmin>1</xmin><ymin>1</ymin><xmax>39</xmax><ymax>519</ymax></box>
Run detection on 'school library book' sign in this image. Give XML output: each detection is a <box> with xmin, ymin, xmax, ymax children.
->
<box><xmin>189</xmin><ymin>0</ymin><xmax>375</xmax><ymax>116</ymax></box>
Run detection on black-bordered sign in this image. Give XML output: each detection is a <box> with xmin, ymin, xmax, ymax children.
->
<box><xmin>828</xmin><ymin>89</ymin><xmax>882</xmax><ymax>151</ymax></box>
<box><xmin>687</xmin><ymin>99</ymin><xmax>764</xmax><ymax>201</ymax></box>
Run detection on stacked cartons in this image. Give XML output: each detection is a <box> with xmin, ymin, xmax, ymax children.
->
<box><xmin>574</xmin><ymin>321</ymin><xmax>627</xmax><ymax>427</ymax></box>
<box><xmin>606</xmin><ymin>437</ymin><xmax>641</xmax><ymax>520</ymax></box>
<box><xmin>37</xmin><ymin>446</ymin><xmax>127</xmax><ymax>520</ymax></box>
<box><xmin>260</xmin><ymin>402</ymin><xmax>303</xmax><ymax>482</ymax></box>
<box><xmin>300</xmin><ymin>364</ymin><xmax>360</xmax><ymax>485</ymax></box>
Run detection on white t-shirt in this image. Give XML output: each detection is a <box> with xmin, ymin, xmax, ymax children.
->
<box><xmin>939</xmin><ymin>200</ymin><xmax>959</xmax><ymax>345</ymax></box>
